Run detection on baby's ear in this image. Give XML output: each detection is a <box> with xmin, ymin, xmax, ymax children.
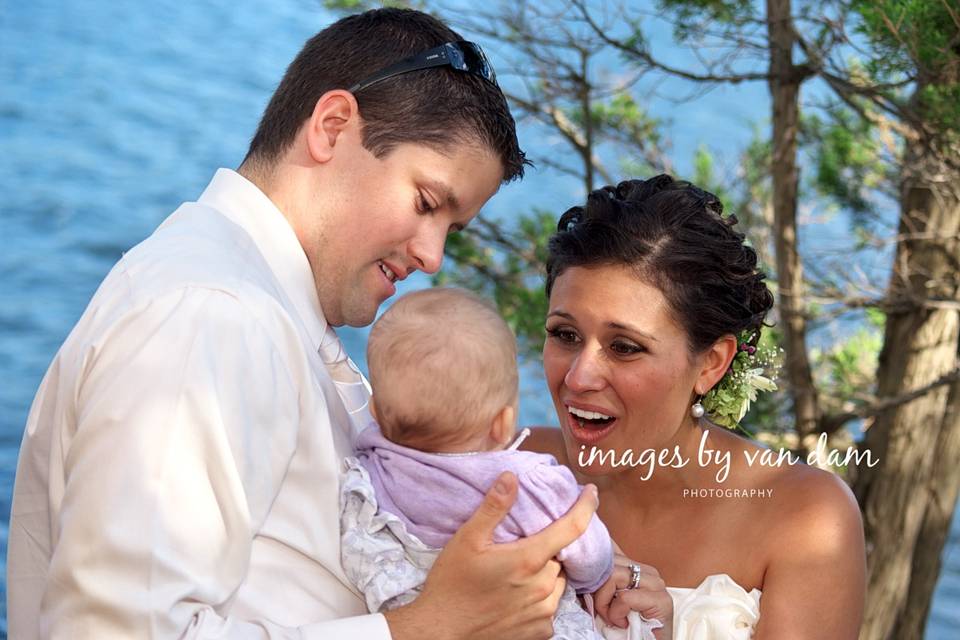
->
<box><xmin>369</xmin><ymin>396</ymin><xmax>379</xmax><ymax>423</ymax></box>
<box><xmin>490</xmin><ymin>405</ymin><xmax>517</xmax><ymax>447</ymax></box>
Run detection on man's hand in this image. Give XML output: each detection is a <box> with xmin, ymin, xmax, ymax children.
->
<box><xmin>383</xmin><ymin>471</ymin><xmax>599</xmax><ymax>640</ymax></box>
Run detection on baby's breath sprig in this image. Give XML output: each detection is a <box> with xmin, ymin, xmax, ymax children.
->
<box><xmin>702</xmin><ymin>330</ymin><xmax>782</xmax><ymax>434</ymax></box>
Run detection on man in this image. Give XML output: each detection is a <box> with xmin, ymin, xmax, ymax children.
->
<box><xmin>7</xmin><ymin>8</ymin><xmax>597</xmax><ymax>640</ymax></box>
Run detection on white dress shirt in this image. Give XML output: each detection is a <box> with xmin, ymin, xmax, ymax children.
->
<box><xmin>7</xmin><ymin>169</ymin><xmax>392</xmax><ymax>639</ymax></box>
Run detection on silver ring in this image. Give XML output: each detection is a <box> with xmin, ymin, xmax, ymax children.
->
<box><xmin>628</xmin><ymin>563</ymin><xmax>642</xmax><ymax>590</ymax></box>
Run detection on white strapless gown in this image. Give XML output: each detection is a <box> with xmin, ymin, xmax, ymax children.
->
<box><xmin>593</xmin><ymin>574</ymin><xmax>761</xmax><ymax>640</ymax></box>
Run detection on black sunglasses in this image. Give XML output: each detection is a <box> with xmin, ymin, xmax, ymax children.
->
<box><xmin>349</xmin><ymin>41</ymin><xmax>498</xmax><ymax>94</ymax></box>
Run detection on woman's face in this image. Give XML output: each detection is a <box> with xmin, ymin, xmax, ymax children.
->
<box><xmin>543</xmin><ymin>264</ymin><xmax>703</xmax><ymax>475</ymax></box>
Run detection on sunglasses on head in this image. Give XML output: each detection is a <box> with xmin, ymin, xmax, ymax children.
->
<box><xmin>349</xmin><ymin>41</ymin><xmax>499</xmax><ymax>94</ymax></box>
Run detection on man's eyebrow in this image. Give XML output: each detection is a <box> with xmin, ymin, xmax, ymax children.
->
<box><xmin>424</xmin><ymin>178</ymin><xmax>460</xmax><ymax>213</ymax></box>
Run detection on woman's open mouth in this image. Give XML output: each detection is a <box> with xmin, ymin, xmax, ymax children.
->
<box><xmin>566</xmin><ymin>405</ymin><xmax>618</xmax><ymax>445</ymax></box>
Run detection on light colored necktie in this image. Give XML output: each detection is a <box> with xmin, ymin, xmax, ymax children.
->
<box><xmin>319</xmin><ymin>325</ymin><xmax>363</xmax><ymax>383</ymax></box>
<box><xmin>318</xmin><ymin>325</ymin><xmax>373</xmax><ymax>433</ymax></box>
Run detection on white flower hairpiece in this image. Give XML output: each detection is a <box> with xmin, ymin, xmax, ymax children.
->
<box><xmin>702</xmin><ymin>331</ymin><xmax>782</xmax><ymax>432</ymax></box>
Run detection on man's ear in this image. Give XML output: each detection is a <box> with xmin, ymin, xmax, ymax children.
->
<box><xmin>490</xmin><ymin>405</ymin><xmax>517</xmax><ymax>447</ymax></box>
<box><xmin>304</xmin><ymin>89</ymin><xmax>360</xmax><ymax>164</ymax></box>
<box><xmin>694</xmin><ymin>334</ymin><xmax>738</xmax><ymax>396</ymax></box>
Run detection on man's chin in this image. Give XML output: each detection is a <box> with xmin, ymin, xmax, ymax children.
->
<box><xmin>339</xmin><ymin>300</ymin><xmax>382</xmax><ymax>328</ymax></box>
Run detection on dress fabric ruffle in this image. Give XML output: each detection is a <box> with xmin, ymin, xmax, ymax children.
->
<box><xmin>667</xmin><ymin>574</ymin><xmax>761</xmax><ymax>639</ymax></box>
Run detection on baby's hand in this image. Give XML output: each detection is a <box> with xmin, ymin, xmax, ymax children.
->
<box><xmin>593</xmin><ymin>559</ymin><xmax>672</xmax><ymax>634</ymax></box>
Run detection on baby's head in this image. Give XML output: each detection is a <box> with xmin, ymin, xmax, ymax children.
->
<box><xmin>367</xmin><ymin>287</ymin><xmax>519</xmax><ymax>453</ymax></box>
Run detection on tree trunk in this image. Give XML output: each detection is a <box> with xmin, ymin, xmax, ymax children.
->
<box><xmin>854</xmin><ymin>132</ymin><xmax>960</xmax><ymax>639</ymax></box>
<box><xmin>894</xmin><ymin>354</ymin><xmax>960</xmax><ymax>639</ymax></box>
<box><xmin>766</xmin><ymin>0</ymin><xmax>819</xmax><ymax>442</ymax></box>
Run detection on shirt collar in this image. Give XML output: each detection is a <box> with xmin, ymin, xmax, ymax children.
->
<box><xmin>197</xmin><ymin>168</ymin><xmax>326</xmax><ymax>349</ymax></box>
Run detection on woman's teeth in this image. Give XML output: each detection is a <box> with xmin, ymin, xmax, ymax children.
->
<box><xmin>378</xmin><ymin>262</ymin><xmax>398</xmax><ymax>283</ymax></box>
<box><xmin>568</xmin><ymin>406</ymin><xmax>614</xmax><ymax>428</ymax></box>
<box><xmin>569</xmin><ymin>406</ymin><xmax>612</xmax><ymax>420</ymax></box>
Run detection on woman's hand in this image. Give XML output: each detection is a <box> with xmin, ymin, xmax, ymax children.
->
<box><xmin>593</xmin><ymin>556</ymin><xmax>673</xmax><ymax>639</ymax></box>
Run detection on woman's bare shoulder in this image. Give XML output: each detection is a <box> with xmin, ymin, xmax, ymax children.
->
<box><xmin>717</xmin><ymin>428</ymin><xmax>863</xmax><ymax>552</ymax></box>
<box><xmin>770</xmin><ymin>462</ymin><xmax>863</xmax><ymax>537</ymax></box>
<box><xmin>754</xmin><ymin>457</ymin><xmax>867</xmax><ymax>634</ymax></box>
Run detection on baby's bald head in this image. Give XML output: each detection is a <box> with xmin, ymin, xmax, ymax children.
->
<box><xmin>367</xmin><ymin>287</ymin><xmax>518</xmax><ymax>452</ymax></box>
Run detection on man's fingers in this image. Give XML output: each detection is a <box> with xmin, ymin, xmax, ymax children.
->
<box><xmin>545</xmin><ymin>570</ymin><xmax>567</xmax><ymax>611</ymax></box>
<box><xmin>520</xmin><ymin>484</ymin><xmax>598</xmax><ymax>562</ymax></box>
<box><xmin>529</xmin><ymin>568</ymin><xmax>567</xmax><ymax>630</ymax></box>
<box><xmin>454</xmin><ymin>472</ymin><xmax>518</xmax><ymax>547</ymax></box>
<box><xmin>497</xmin><ymin>565</ymin><xmax>565</xmax><ymax>639</ymax></box>
<box><xmin>511</xmin><ymin>559</ymin><xmax>562</xmax><ymax>608</ymax></box>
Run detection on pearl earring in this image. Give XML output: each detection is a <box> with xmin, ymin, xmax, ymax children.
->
<box><xmin>691</xmin><ymin>395</ymin><xmax>705</xmax><ymax>419</ymax></box>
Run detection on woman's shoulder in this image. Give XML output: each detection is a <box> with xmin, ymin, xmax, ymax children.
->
<box><xmin>733</xmin><ymin>444</ymin><xmax>864</xmax><ymax>573</ymax></box>
<box><xmin>714</xmin><ymin>427</ymin><xmax>863</xmax><ymax>549</ymax></box>
<box><xmin>718</xmin><ymin>427</ymin><xmax>856</xmax><ymax>500</ymax></box>
<box><xmin>767</xmin><ymin>459</ymin><xmax>863</xmax><ymax>543</ymax></box>
<box><xmin>744</xmin><ymin>441</ymin><xmax>867</xmax><ymax>633</ymax></box>
<box><xmin>729</xmin><ymin>430</ymin><xmax>859</xmax><ymax>511</ymax></box>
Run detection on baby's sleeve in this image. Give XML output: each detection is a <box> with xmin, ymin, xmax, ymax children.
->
<box><xmin>514</xmin><ymin>463</ymin><xmax>614</xmax><ymax>593</ymax></box>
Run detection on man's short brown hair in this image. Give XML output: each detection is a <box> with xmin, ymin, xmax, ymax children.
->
<box><xmin>244</xmin><ymin>8</ymin><xmax>526</xmax><ymax>182</ymax></box>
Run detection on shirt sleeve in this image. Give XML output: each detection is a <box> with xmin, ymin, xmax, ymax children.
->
<box><xmin>513</xmin><ymin>463</ymin><xmax>614</xmax><ymax>594</ymax></box>
<box><xmin>42</xmin><ymin>286</ymin><xmax>392</xmax><ymax>639</ymax></box>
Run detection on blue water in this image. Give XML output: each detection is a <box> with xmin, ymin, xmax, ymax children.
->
<box><xmin>1</xmin><ymin>1</ymin><xmax>957</xmax><ymax>637</ymax></box>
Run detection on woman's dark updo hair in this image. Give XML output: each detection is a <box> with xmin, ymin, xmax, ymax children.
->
<box><xmin>545</xmin><ymin>175</ymin><xmax>775</xmax><ymax>354</ymax></box>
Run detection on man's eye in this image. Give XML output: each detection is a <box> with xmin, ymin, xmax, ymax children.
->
<box><xmin>417</xmin><ymin>193</ymin><xmax>436</xmax><ymax>214</ymax></box>
<box><xmin>546</xmin><ymin>327</ymin><xmax>579</xmax><ymax>344</ymax></box>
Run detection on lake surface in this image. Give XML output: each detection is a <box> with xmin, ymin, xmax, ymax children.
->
<box><xmin>1</xmin><ymin>1</ymin><xmax>957</xmax><ymax>637</ymax></box>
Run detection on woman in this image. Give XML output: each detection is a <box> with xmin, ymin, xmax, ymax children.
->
<box><xmin>525</xmin><ymin>176</ymin><xmax>866</xmax><ymax>638</ymax></box>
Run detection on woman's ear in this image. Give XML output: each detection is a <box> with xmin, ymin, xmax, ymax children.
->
<box><xmin>694</xmin><ymin>334</ymin><xmax>738</xmax><ymax>395</ymax></box>
<box><xmin>304</xmin><ymin>89</ymin><xmax>360</xmax><ymax>164</ymax></box>
<box><xmin>490</xmin><ymin>405</ymin><xmax>517</xmax><ymax>447</ymax></box>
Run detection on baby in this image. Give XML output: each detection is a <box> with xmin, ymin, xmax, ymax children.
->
<box><xmin>339</xmin><ymin>287</ymin><xmax>612</xmax><ymax>638</ymax></box>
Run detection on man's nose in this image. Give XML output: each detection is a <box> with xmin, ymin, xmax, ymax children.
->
<box><xmin>564</xmin><ymin>345</ymin><xmax>607</xmax><ymax>393</ymax></box>
<box><xmin>408</xmin><ymin>225</ymin><xmax>446</xmax><ymax>275</ymax></box>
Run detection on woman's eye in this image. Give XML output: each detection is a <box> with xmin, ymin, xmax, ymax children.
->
<box><xmin>545</xmin><ymin>327</ymin><xmax>579</xmax><ymax>344</ymax></box>
<box><xmin>611</xmin><ymin>340</ymin><xmax>644</xmax><ymax>356</ymax></box>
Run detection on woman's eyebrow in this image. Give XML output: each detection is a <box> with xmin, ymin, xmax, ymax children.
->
<box><xmin>547</xmin><ymin>311</ymin><xmax>658</xmax><ymax>342</ymax></box>
<box><xmin>609</xmin><ymin>322</ymin><xmax>658</xmax><ymax>342</ymax></box>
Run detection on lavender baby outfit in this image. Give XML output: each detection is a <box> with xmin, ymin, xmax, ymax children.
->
<box><xmin>340</xmin><ymin>425</ymin><xmax>613</xmax><ymax>639</ymax></box>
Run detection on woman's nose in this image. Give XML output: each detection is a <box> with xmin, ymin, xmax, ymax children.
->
<box><xmin>564</xmin><ymin>346</ymin><xmax>607</xmax><ymax>392</ymax></box>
